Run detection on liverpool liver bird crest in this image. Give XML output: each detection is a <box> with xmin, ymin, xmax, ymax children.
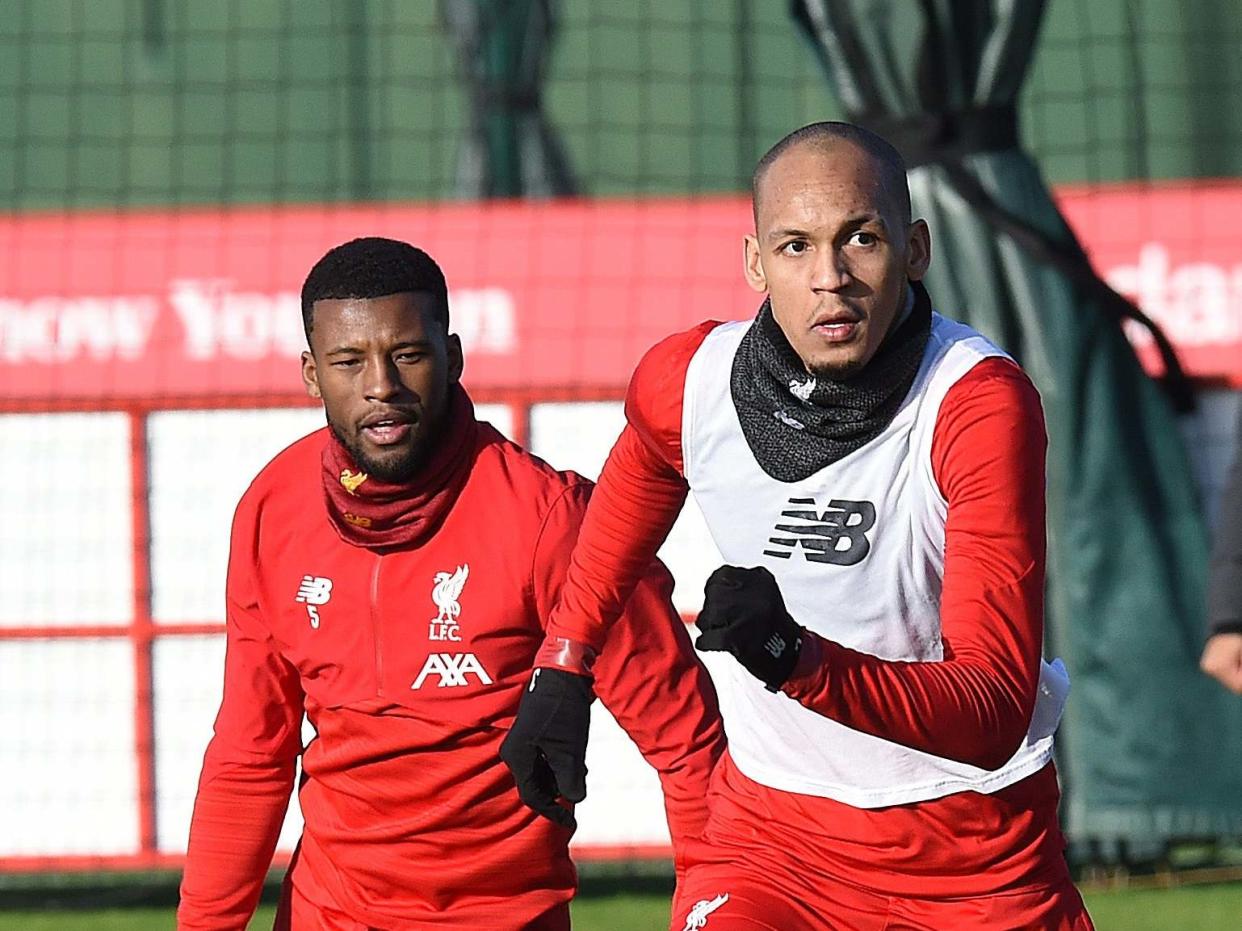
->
<box><xmin>431</xmin><ymin>565</ymin><xmax>469</xmax><ymax>624</ymax></box>
<box><xmin>339</xmin><ymin>469</ymin><xmax>368</xmax><ymax>495</ymax></box>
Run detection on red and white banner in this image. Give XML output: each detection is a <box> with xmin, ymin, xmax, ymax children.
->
<box><xmin>0</xmin><ymin>200</ymin><xmax>754</xmax><ymax>401</ymax></box>
<box><xmin>1058</xmin><ymin>180</ymin><xmax>1242</xmax><ymax>385</ymax></box>
<box><xmin>1</xmin><ymin>183</ymin><xmax>1239</xmax><ymax>401</ymax></box>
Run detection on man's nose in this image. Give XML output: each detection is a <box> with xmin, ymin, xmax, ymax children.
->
<box><xmin>362</xmin><ymin>358</ymin><xmax>402</xmax><ymax>400</ymax></box>
<box><xmin>811</xmin><ymin>249</ymin><xmax>851</xmax><ymax>291</ymax></box>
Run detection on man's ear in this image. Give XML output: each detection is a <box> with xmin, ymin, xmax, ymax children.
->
<box><xmin>905</xmin><ymin>219</ymin><xmax>931</xmax><ymax>282</ymax></box>
<box><xmin>743</xmin><ymin>234</ymin><xmax>767</xmax><ymax>294</ymax></box>
<box><xmin>446</xmin><ymin>333</ymin><xmax>464</xmax><ymax>383</ymax></box>
<box><xmin>301</xmin><ymin>350</ymin><xmax>322</xmax><ymax>399</ymax></box>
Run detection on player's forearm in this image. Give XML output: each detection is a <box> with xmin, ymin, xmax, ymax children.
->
<box><xmin>546</xmin><ymin>425</ymin><xmax>688</xmax><ymax>652</ymax></box>
<box><xmin>177</xmin><ymin>758</ymin><xmax>295</xmax><ymax>929</ymax></box>
<box><xmin>612</xmin><ymin>653</ymin><xmax>722</xmax><ymax>855</ymax></box>
<box><xmin>646</xmin><ymin>708</ymin><xmax>722</xmax><ymax>872</ymax></box>
<box><xmin>783</xmin><ymin>629</ymin><xmax>1035</xmax><ymax>769</ymax></box>
<box><xmin>590</xmin><ymin>558</ymin><xmax>724</xmax><ymax>862</ymax></box>
<box><xmin>656</xmin><ymin>735</ymin><xmax>722</xmax><ymax>837</ymax></box>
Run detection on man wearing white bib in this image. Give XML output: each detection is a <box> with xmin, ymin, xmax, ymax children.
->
<box><xmin>501</xmin><ymin>122</ymin><xmax>1094</xmax><ymax>929</ymax></box>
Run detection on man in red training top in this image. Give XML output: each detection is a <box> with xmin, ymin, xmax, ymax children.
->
<box><xmin>177</xmin><ymin>237</ymin><xmax>724</xmax><ymax>930</ymax></box>
<box><xmin>501</xmin><ymin>123</ymin><xmax>1094</xmax><ymax>929</ymax></box>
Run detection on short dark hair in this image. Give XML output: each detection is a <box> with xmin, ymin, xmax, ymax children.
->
<box><xmin>751</xmin><ymin>121</ymin><xmax>912</xmax><ymax>226</ymax></box>
<box><xmin>301</xmin><ymin>237</ymin><xmax>449</xmax><ymax>339</ymax></box>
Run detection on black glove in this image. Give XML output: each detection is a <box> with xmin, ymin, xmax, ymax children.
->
<box><xmin>499</xmin><ymin>666</ymin><xmax>594</xmax><ymax>830</ymax></box>
<box><xmin>695</xmin><ymin>565</ymin><xmax>803</xmax><ymax>691</ymax></box>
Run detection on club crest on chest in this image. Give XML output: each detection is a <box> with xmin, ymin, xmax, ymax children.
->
<box><xmin>429</xmin><ymin>564</ymin><xmax>469</xmax><ymax>641</ymax></box>
<box><xmin>413</xmin><ymin>564</ymin><xmax>493</xmax><ymax>690</ymax></box>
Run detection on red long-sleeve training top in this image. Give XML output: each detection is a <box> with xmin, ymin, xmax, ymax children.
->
<box><xmin>544</xmin><ymin>323</ymin><xmax>1068</xmax><ymax>895</ymax></box>
<box><xmin>178</xmin><ymin>420</ymin><xmax>724</xmax><ymax>929</ymax></box>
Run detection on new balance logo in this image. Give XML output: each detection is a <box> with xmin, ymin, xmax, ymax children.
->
<box><xmin>764</xmin><ymin>633</ymin><xmax>786</xmax><ymax>658</ymax></box>
<box><xmin>411</xmin><ymin>652</ymin><xmax>494</xmax><ymax>689</ymax></box>
<box><xmin>296</xmin><ymin>576</ymin><xmax>333</xmax><ymax>604</ymax></box>
<box><xmin>764</xmin><ymin>497</ymin><xmax>875</xmax><ymax>565</ymax></box>
<box><xmin>682</xmin><ymin>893</ymin><xmax>729</xmax><ymax>930</ymax></box>
<box><xmin>295</xmin><ymin>575</ymin><xmax>333</xmax><ymax>628</ymax></box>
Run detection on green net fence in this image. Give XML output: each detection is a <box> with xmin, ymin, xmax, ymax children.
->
<box><xmin>1</xmin><ymin>0</ymin><xmax>1239</xmax><ymax>887</ymax></box>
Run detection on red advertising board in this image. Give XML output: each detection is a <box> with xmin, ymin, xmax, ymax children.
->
<box><xmin>1058</xmin><ymin>180</ymin><xmax>1242</xmax><ymax>385</ymax></box>
<box><xmin>1</xmin><ymin>183</ymin><xmax>1239</xmax><ymax>402</ymax></box>
<box><xmin>0</xmin><ymin>199</ymin><xmax>755</xmax><ymax>402</ymax></box>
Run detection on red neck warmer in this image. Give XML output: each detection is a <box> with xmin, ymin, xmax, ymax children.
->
<box><xmin>321</xmin><ymin>387</ymin><xmax>478</xmax><ymax>550</ymax></box>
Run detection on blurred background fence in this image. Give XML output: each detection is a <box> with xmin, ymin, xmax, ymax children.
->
<box><xmin>1</xmin><ymin>0</ymin><xmax>1240</xmax><ymax>887</ymax></box>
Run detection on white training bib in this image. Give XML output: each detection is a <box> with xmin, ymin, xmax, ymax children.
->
<box><xmin>682</xmin><ymin>313</ymin><xmax>1068</xmax><ymax>807</ymax></box>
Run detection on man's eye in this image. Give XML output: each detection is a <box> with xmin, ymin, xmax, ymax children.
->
<box><xmin>849</xmin><ymin>231</ymin><xmax>878</xmax><ymax>246</ymax></box>
<box><xmin>781</xmin><ymin>241</ymin><xmax>809</xmax><ymax>256</ymax></box>
<box><xmin>396</xmin><ymin>353</ymin><xmax>425</xmax><ymax>364</ymax></box>
<box><xmin>331</xmin><ymin>359</ymin><xmax>361</xmax><ymax>368</ymax></box>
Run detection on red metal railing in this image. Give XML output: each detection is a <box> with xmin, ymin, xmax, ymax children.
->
<box><xmin>0</xmin><ymin>391</ymin><xmax>691</xmax><ymax>874</ymax></box>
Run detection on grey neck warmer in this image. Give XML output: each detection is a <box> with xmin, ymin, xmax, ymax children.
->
<box><xmin>729</xmin><ymin>281</ymin><xmax>933</xmax><ymax>482</ymax></box>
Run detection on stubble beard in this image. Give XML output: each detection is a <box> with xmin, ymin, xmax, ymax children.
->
<box><xmin>807</xmin><ymin>354</ymin><xmax>867</xmax><ymax>382</ymax></box>
<box><xmin>804</xmin><ymin>338</ymin><xmax>872</xmax><ymax>382</ymax></box>
<box><xmin>329</xmin><ymin>421</ymin><xmax>429</xmax><ymax>484</ymax></box>
<box><xmin>805</xmin><ymin>284</ymin><xmax>909</xmax><ymax>383</ymax></box>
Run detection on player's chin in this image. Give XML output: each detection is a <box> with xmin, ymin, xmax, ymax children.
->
<box><xmin>359</xmin><ymin>440</ymin><xmax>423</xmax><ymax>483</ymax></box>
<box><xmin>807</xmin><ymin>347</ymin><xmax>867</xmax><ymax>381</ymax></box>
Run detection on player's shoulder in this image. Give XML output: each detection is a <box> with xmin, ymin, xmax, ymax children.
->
<box><xmin>471</xmin><ymin>425</ymin><xmax>595</xmax><ymax>519</ymax></box>
<box><xmin>938</xmin><ymin>354</ymin><xmax>1043</xmax><ymax>442</ymax></box>
<box><xmin>925</xmin><ymin>312</ymin><xmax>1036</xmax><ymax>398</ymax></box>
<box><xmin>965</xmin><ymin>357</ymin><xmax>1042</xmax><ymax>427</ymax></box>
<box><xmin>626</xmin><ymin>320</ymin><xmax>729</xmax><ymax>439</ymax></box>
<box><xmin>927</xmin><ymin>312</ymin><xmax>1006</xmax><ymax>361</ymax></box>
<box><xmin>633</xmin><ymin>320</ymin><xmax>728</xmax><ymax>386</ymax></box>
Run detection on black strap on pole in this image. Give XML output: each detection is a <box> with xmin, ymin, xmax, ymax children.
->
<box><xmin>938</xmin><ymin>160</ymin><xmax>1195</xmax><ymax>413</ymax></box>
<box><xmin>867</xmin><ymin>105</ymin><xmax>1019</xmax><ymax>169</ymax></box>
<box><xmin>860</xmin><ymin>107</ymin><xmax>1195</xmax><ymax>413</ymax></box>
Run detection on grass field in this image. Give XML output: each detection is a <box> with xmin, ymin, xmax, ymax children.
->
<box><xmin>1</xmin><ymin>883</ymin><xmax>1240</xmax><ymax>930</ymax></box>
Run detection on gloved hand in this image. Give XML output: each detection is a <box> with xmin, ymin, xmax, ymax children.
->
<box><xmin>499</xmin><ymin>647</ymin><xmax>596</xmax><ymax>830</ymax></box>
<box><xmin>695</xmin><ymin>565</ymin><xmax>803</xmax><ymax>691</ymax></box>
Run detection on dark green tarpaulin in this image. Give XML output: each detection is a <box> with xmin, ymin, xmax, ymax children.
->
<box><xmin>791</xmin><ymin>0</ymin><xmax>1242</xmax><ymax>858</ymax></box>
<box><xmin>441</xmin><ymin>0</ymin><xmax>576</xmax><ymax>197</ymax></box>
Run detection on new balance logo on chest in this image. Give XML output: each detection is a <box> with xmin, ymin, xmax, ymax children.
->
<box><xmin>764</xmin><ymin>497</ymin><xmax>875</xmax><ymax>565</ymax></box>
<box><xmin>295</xmin><ymin>575</ymin><xmax>333</xmax><ymax>628</ymax></box>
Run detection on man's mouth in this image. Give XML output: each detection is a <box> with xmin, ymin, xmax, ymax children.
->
<box><xmin>811</xmin><ymin>319</ymin><xmax>861</xmax><ymax>344</ymax></box>
<box><xmin>359</xmin><ymin>414</ymin><xmax>414</xmax><ymax>446</ymax></box>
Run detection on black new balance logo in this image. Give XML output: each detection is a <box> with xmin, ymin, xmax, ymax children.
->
<box><xmin>764</xmin><ymin>497</ymin><xmax>876</xmax><ymax>565</ymax></box>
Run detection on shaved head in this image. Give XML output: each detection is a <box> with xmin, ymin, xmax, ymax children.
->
<box><xmin>741</xmin><ymin>120</ymin><xmax>930</xmax><ymax>378</ymax></box>
<box><xmin>752</xmin><ymin>122</ymin><xmax>911</xmax><ymax>228</ymax></box>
